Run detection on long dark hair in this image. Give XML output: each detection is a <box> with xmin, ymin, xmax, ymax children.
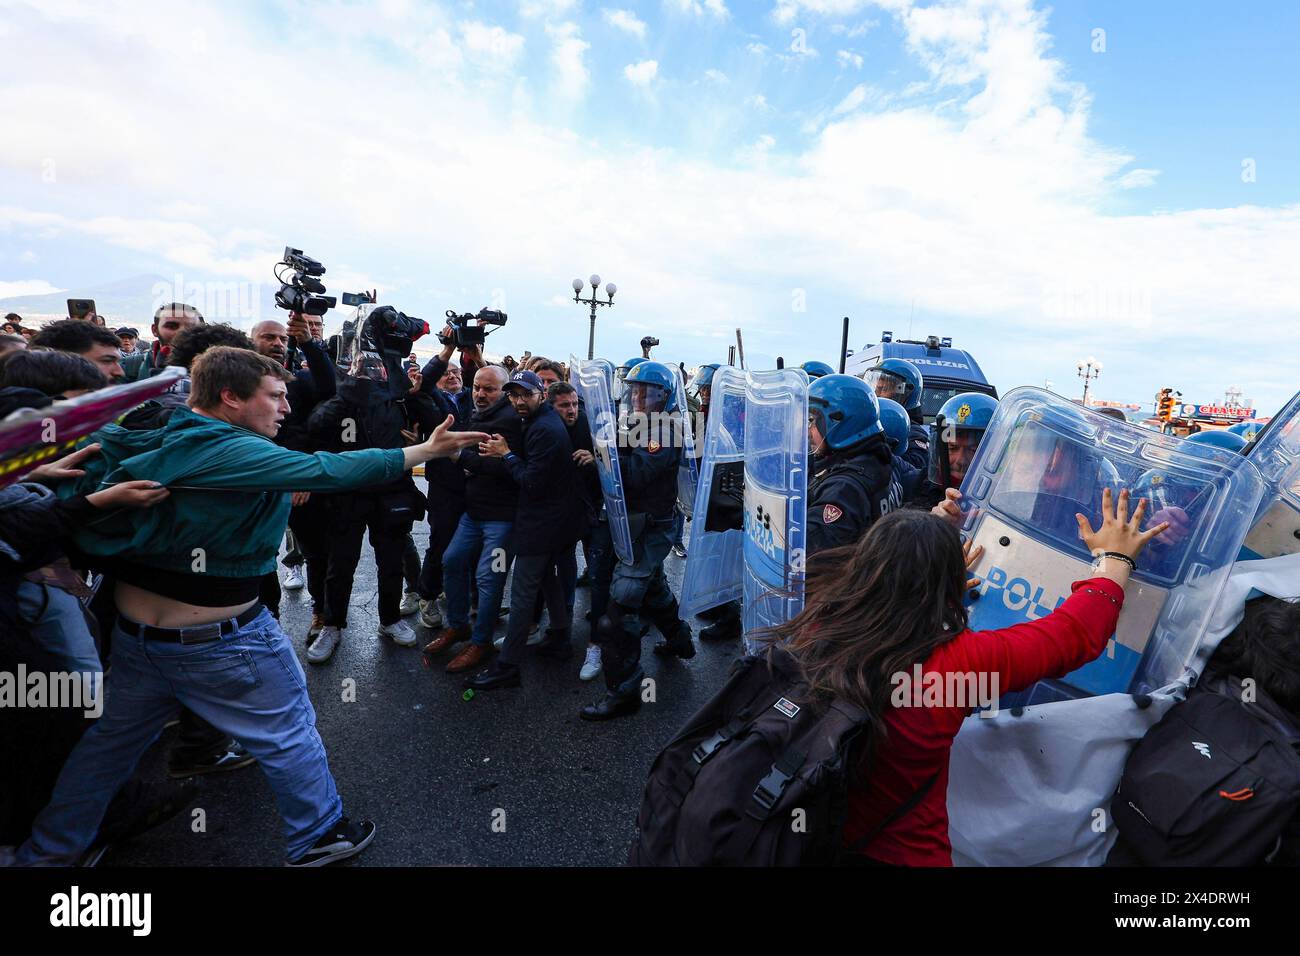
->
<box><xmin>760</xmin><ymin>509</ymin><xmax>971</xmax><ymax>745</ymax></box>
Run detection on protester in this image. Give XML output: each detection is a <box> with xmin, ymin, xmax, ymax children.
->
<box><xmin>2</xmin><ymin>313</ymin><xmax>23</xmax><ymax>335</ymax></box>
<box><xmin>115</xmin><ymin>327</ymin><xmax>141</xmax><ymax>354</ymax></box>
<box><xmin>29</xmin><ymin>320</ymin><xmax>126</xmax><ymax>383</ymax></box>
<box><xmin>0</xmin><ymin>334</ymin><xmax>26</xmax><ymax>357</ymax></box>
<box><xmin>422</xmin><ymin>364</ymin><xmax>523</xmax><ymax>674</ymax></box>
<box><xmin>121</xmin><ymin>302</ymin><xmax>204</xmax><ymax>381</ymax></box>
<box><xmin>759</xmin><ymin>492</ymin><xmax>1167</xmax><ymax>865</ymax></box>
<box><xmin>10</xmin><ymin>347</ymin><xmax>487</xmax><ymax>866</ymax></box>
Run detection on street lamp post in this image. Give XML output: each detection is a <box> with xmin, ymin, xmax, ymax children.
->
<box><xmin>1076</xmin><ymin>356</ymin><xmax>1102</xmax><ymax>406</ymax></box>
<box><xmin>572</xmin><ymin>274</ymin><xmax>616</xmax><ymax>360</ymax></box>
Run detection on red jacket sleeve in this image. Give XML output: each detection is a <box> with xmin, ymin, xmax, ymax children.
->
<box><xmin>955</xmin><ymin>577</ymin><xmax>1125</xmax><ymax>695</ymax></box>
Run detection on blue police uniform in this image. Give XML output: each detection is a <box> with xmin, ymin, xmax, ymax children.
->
<box><xmin>807</xmin><ymin>434</ymin><xmax>902</xmax><ymax>555</ymax></box>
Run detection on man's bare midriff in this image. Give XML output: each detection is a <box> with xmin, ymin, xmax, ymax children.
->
<box><xmin>115</xmin><ymin>580</ymin><xmax>257</xmax><ymax>629</ymax></box>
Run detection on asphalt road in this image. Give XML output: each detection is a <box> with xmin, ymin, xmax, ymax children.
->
<box><xmin>104</xmin><ymin>522</ymin><xmax>739</xmax><ymax>867</ymax></box>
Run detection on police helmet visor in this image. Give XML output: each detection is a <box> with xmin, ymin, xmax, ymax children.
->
<box><xmin>626</xmin><ymin>380</ymin><xmax>667</xmax><ymax>413</ymax></box>
<box><xmin>945</xmin><ymin>430</ymin><xmax>980</xmax><ymax>485</ymax></box>
<box><xmin>864</xmin><ymin>368</ymin><xmax>909</xmax><ymax>402</ymax></box>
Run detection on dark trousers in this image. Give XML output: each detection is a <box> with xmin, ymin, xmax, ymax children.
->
<box><xmin>402</xmin><ymin>535</ymin><xmax>420</xmax><ymax>591</ymax></box>
<box><xmin>288</xmin><ymin>502</ymin><xmax>331</xmax><ymax>612</ymax></box>
<box><xmin>418</xmin><ymin>490</ymin><xmax>466</xmax><ymax>602</ymax></box>
<box><xmin>499</xmin><ymin>548</ymin><xmax>575</xmax><ymax>667</ymax></box>
<box><xmin>322</xmin><ymin>496</ymin><xmax>411</xmax><ymax>628</ymax></box>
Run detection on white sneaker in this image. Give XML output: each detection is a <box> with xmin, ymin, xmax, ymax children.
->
<box><xmin>283</xmin><ymin>566</ymin><xmax>306</xmax><ymax>590</ymax></box>
<box><xmin>399</xmin><ymin>591</ymin><xmax>420</xmax><ymax>616</ymax></box>
<box><xmin>379</xmin><ymin>619</ymin><xmax>417</xmax><ymax>647</ymax></box>
<box><xmin>579</xmin><ymin>644</ymin><xmax>602</xmax><ymax>681</ymax></box>
<box><xmin>526</xmin><ymin>622</ymin><xmax>543</xmax><ymax>646</ymax></box>
<box><xmin>307</xmin><ymin>626</ymin><xmax>341</xmax><ymax>664</ymax></box>
<box><xmin>418</xmin><ymin>598</ymin><xmax>442</xmax><ymax>629</ymax></box>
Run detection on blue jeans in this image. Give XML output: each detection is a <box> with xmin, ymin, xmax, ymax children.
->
<box><xmin>15</xmin><ymin>580</ymin><xmax>101</xmax><ymax>677</ymax></box>
<box><xmin>15</xmin><ymin>606</ymin><xmax>343</xmax><ymax>864</ymax></box>
<box><xmin>442</xmin><ymin>515</ymin><xmax>514</xmax><ymax>647</ymax></box>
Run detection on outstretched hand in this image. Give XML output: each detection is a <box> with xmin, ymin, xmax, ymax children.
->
<box><xmin>25</xmin><ymin>442</ymin><xmax>101</xmax><ymax>483</ymax></box>
<box><xmin>1076</xmin><ymin>487</ymin><xmax>1169</xmax><ymax>561</ymax></box>
<box><xmin>423</xmin><ymin>415</ymin><xmax>488</xmax><ymax>460</ymax></box>
<box><xmin>962</xmin><ymin>538</ymin><xmax>985</xmax><ymax>591</ymax></box>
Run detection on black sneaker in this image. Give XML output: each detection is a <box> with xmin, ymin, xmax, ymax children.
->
<box><xmin>287</xmin><ymin>817</ymin><xmax>376</xmax><ymax>867</ymax></box>
<box><xmin>168</xmin><ymin>740</ymin><xmax>256</xmax><ymax>778</ymax></box>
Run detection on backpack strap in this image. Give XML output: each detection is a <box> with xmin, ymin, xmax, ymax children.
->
<box><xmin>843</xmin><ymin>772</ymin><xmax>939</xmax><ymax>856</ymax></box>
<box><xmin>749</xmin><ymin>746</ymin><xmax>808</xmax><ymax>815</ymax></box>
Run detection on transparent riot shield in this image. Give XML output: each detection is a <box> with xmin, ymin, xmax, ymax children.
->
<box><xmin>1240</xmin><ymin>389</ymin><xmax>1300</xmax><ymax>560</ymax></box>
<box><xmin>570</xmin><ymin>359</ymin><xmax>633</xmax><ymax>565</ymax></box>
<box><xmin>958</xmin><ymin>387</ymin><xmax>1265</xmax><ymax>703</ymax></box>
<box><xmin>670</xmin><ymin>364</ymin><xmax>700</xmax><ymax>513</ymax></box>
<box><xmin>679</xmin><ymin>366</ymin><xmax>746</xmax><ymax>618</ymax></box>
<box><xmin>742</xmin><ymin>369</ymin><xmax>810</xmax><ymax>637</ymax></box>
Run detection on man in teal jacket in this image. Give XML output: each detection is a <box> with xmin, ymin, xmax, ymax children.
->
<box><xmin>15</xmin><ymin>347</ymin><xmax>486</xmax><ymax>867</ymax></box>
<box><xmin>119</xmin><ymin>302</ymin><xmax>204</xmax><ymax>382</ymax></box>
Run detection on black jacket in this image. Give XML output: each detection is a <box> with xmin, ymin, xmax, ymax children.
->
<box><xmin>308</xmin><ymin>376</ymin><xmax>437</xmax><ymax>497</ymax></box>
<box><xmin>566</xmin><ymin>410</ymin><xmax>602</xmax><ymax>515</ymax></box>
<box><xmin>620</xmin><ymin>438</ymin><xmax>682</xmax><ymax>520</ymax></box>
<box><xmin>807</xmin><ymin>433</ymin><xmax>902</xmax><ymax>555</ymax></box>
<box><xmin>502</xmin><ymin>403</ymin><xmax>588</xmax><ymax>555</ymax></box>
<box><xmin>455</xmin><ymin>396</ymin><xmax>525</xmax><ymax>523</ymax></box>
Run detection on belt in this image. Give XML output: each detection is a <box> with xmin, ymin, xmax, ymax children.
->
<box><xmin>119</xmin><ymin>603</ymin><xmax>264</xmax><ymax>645</ymax></box>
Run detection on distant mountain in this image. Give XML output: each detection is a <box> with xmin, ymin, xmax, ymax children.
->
<box><xmin>0</xmin><ymin>273</ymin><xmax>278</xmax><ymax>329</ymax></box>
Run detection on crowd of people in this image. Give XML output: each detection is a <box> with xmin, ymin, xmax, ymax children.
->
<box><xmin>1</xmin><ymin>301</ymin><xmax>1296</xmax><ymax>868</ymax></box>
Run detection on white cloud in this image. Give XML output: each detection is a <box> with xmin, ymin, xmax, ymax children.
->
<box><xmin>703</xmin><ymin>68</ymin><xmax>729</xmax><ymax>83</ymax></box>
<box><xmin>837</xmin><ymin>49</ymin><xmax>864</xmax><ymax>68</ymax></box>
<box><xmin>624</xmin><ymin>59</ymin><xmax>659</xmax><ymax>86</ymax></box>
<box><xmin>546</xmin><ymin>21</ymin><xmax>590</xmax><ymax>98</ymax></box>
<box><xmin>459</xmin><ymin>21</ymin><xmax>526</xmax><ymax>69</ymax></box>
<box><xmin>773</xmin><ymin>0</ymin><xmax>884</xmax><ymax>24</ymax></box>
<box><xmin>667</xmin><ymin>0</ymin><xmax>730</xmax><ymax>18</ymax></box>
<box><xmin>1118</xmin><ymin>168</ymin><xmax>1161</xmax><ymax>189</ymax></box>
<box><xmin>832</xmin><ymin>83</ymin><xmax>868</xmax><ymax>113</ymax></box>
<box><xmin>1</xmin><ymin>0</ymin><xmax>1297</xmax><ymax>412</ymax></box>
<box><xmin>0</xmin><ymin>279</ymin><xmax>62</xmax><ymax>299</ymax></box>
<box><xmin>832</xmin><ymin>19</ymin><xmax>879</xmax><ymax>37</ymax></box>
<box><xmin>746</xmin><ymin>42</ymin><xmax>769</xmax><ymax>55</ymax></box>
<box><xmin>746</xmin><ymin>93</ymin><xmax>770</xmax><ymax>110</ymax></box>
<box><xmin>520</xmin><ymin>0</ymin><xmax>577</xmax><ymax>18</ymax></box>
<box><xmin>603</xmin><ymin>8</ymin><xmax>648</xmax><ymax>39</ymax></box>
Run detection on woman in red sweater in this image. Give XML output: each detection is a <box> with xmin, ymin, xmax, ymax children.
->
<box><xmin>767</xmin><ymin>487</ymin><xmax>1168</xmax><ymax>866</ymax></box>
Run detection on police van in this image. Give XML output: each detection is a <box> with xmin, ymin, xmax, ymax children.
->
<box><xmin>846</xmin><ymin>332</ymin><xmax>997</xmax><ymax>424</ymax></box>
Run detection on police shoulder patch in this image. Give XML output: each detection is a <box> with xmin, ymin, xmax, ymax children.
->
<box><xmin>822</xmin><ymin>503</ymin><xmax>843</xmax><ymax>524</ymax></box>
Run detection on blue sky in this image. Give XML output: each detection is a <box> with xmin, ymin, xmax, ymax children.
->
<box><xmin>1</xmin><ymin>0</ymin><xmax>1297</xmax><ymax>415</ymax></box>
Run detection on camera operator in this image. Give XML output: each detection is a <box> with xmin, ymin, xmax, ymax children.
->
<box><xmin>421</xmin><ymin>364</ymin><xmax>524</xmax><ymax>674</ymax></box>
<box><xmin>252</xmin><ymin>313</ymin><xmax>339</xmax><ymax>633</ymax></box>
<box><xmin>304</xmin><ymin>336</ymin><xmax>438</xmax><ymax>662</ymax></box>
<box><xmin>410</xmin><ymin>322</ymin><xmax>485</xmax><ymax>628</ymax></box>
<box><xmin>121</xmin><ymin>303</ymin><xmax>204</xmax><ymax>382</ymax></box>
<box><xmin>462</xmin><ymin>370</ymin><xmax>589</xmax><ymax>690</ymax></box>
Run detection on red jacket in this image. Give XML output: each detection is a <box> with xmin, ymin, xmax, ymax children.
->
<box><xmin>842</xmin><ymin>577</ymin><xmax>1125</xmax><ymax>866</ymax></box>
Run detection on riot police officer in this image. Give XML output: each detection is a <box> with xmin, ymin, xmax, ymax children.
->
<box><xmin>806</xmin><ymin>374</ymin><xmax>902</xmax><ymax>555</ymax></box>
<box><xmin>582</xmin><ymin>361</ymin><xmax>696</xmax><ymax>722</ymax></box>
<box><xmin>864</xmin><ymin>357</ymin><xmax>929</xmax><ymax>472</ymax></box>
<box><xmin>919</xmin><ymin>391</ymin><xmax>998</xmax><ymax>513</ymax></box>
<box><xmin>878</xmin><ymin>396</ymin><xmax>921</xmax><ymax>501</ymax></box>
<box><xmin>799</xmin><ymin>360</ymin><xmax>835</xmax><ymax>379</ymax></box>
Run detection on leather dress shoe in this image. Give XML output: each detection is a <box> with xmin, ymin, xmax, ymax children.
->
<box><xmin>464</xmin><ymin>661</ymin><xmax>521</xmax><ymax>691</ymax></box>
<box><xmin>446</xmin><ymin>641</ymin><xmax>490</xmax><ymax>673</ymax></box>
<box><xmin>579</xmin><ymin>692</ymin><xmax>642</xmax><ymax>721</ymax></box>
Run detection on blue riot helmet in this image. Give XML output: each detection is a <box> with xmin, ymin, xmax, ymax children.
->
<box><xmin>929</xmin><ymin>391</ymin><xmax>998</xmax><ymax>489</ymax></box>
<box><xmin>695</xmin><ymin>363</ymin><xmax>721</xmax><ymax>389</ymax></box>
<box><xmin>617</xmin><ymin>356</ymin><xmax>648</xmax><ymax>381</ymax></box>
<box><xmin>808</xmin><ymin>374</ymin><xmax>883</xmax><ymax>452</ymax></box>
<box><xmin>877</xmin><ymin>397</ymin><xmax>910</xmax><ymax>452</ymax></box>
<box><xmin>1228</xmin><ymin>421</ymin><xmax>1261</xmax><ymax>443</ymax></box>
<box><xmin>623</xmin><ymin>360</ymin><xmax>677</xmax><ymax>413</ymax></box>
<box><xmin>1187</xmin><ymin>429</ymin><xmax>1248</xmax><ymax>454</ymax></box>
<box><xmin>799</xmin><ymin>360</ymin><xmax>835</xmax><ymax>379</ymax></box>
<box><xmin>863</xmin><ymin>358</ymin><xmax>923</xmax><ymax>412</ymax></box>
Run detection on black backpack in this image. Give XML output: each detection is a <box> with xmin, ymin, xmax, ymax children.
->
<box><xmin>1109</xmin><ymin>675</ymin><xmax>1300</xmax><ymax>866</ymax></box>
<box><xmin>628</xmin><ymin>647</ymin><xmax>933</xmax><ymax>866</ymax></box>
